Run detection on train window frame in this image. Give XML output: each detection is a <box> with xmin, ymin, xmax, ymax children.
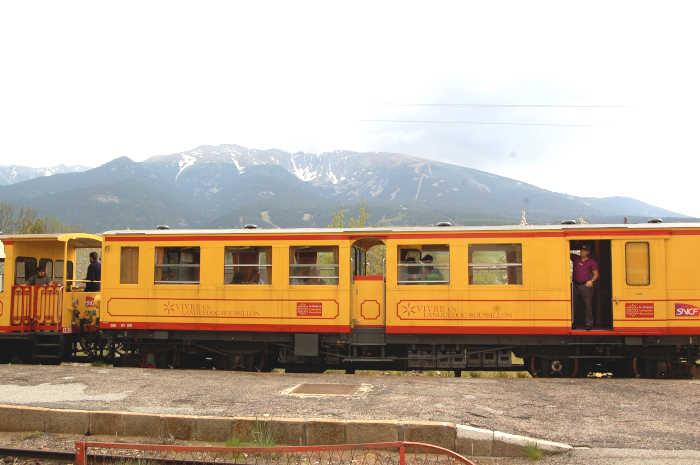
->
<box><xmin>39</xmin><ymin>258</ymin><xmax>53</xmax><ymax>280</ymax></box>
<box><xmin>289</xmin><ymin>246</ymin><xmax>339</xmax><ymax>285</ymax></box>
<box><xmin>397</xmin><ymin>244</ymin><xmax>450</xmax><ymax>285</ymax></box>
<box><xmin>120</xmin><ymin>246</ymin><xmax>140</xmax><ymax>285</ymax></box>
<box><xmin>65</xmin><ymin>260</ymin><xmax>74</xmax><ymax>291</ymax></box>
<box><xmin>225</xmin><ymin>246</ymin><xmax>272</xmax><ymax>285</ymax></box>
<box><xmin>625</xmin><ymin>241</ymin><xmax>650</xmax><ymax>286</ymax></box>
<box><xmin>14</xmin><ymin>256</ymin><xmax>37</xmax><ymax>285</ymax></box>
<box><xmin>154</xmin><ymin>246</ymin><xmax>201</xmax><ymax>285</ymax></box>
<box><xmin>468</xmin><ymin>243</ymin><xmax>523</xmax><ymax>286</ymax></box>
<box><xmin>54</xmin><ymin>259</ymin><xmax>65</xmax><ymax>285</ymax></box>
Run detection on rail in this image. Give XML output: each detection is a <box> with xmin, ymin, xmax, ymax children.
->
<box><xmin>75</xmin><ymin>441</ymin><xmax>477</xmax><ymax>465</ymax></box>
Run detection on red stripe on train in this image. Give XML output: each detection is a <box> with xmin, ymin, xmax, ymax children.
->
<box><xmin>101</xmin><ymin>322</ymin><xmax>351</xmax><ymax>333</ymax></box>
<box><xmin>385</xmin><ymin>325</ymin><xmax>700</xmax><ymax>336</ymax></box>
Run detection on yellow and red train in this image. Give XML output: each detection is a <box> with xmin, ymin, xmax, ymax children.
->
<box><xmin>1</xmin><ymin>223</ymin><xmax>699</xmax><ymax>377</ymax></box>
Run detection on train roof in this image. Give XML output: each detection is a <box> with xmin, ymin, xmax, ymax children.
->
<box><xmin>0</xmin><ymin>232</ymin><xmax>103</xmax><ymax>247</ymax></box>
<box><xmin>102</xmin><ymin>222</ymin><xmax>700</xmax><ymax>236</ymax></box>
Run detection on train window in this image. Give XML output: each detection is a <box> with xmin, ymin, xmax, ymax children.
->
<box><xmin>120</xmin><ymin>247</ymin><xmax>139</xmax><ymax>284</ymax></box>
<box><xmin>289</xmin><ymin>246</ymin><xmax>339</xmax><ymax>285</ymax></box>
<box><xmin>66</xmin><ymin>260</ymin><xmax>74</xmax><ymax>291</ymax></box>
<box><xmin>397</xmin><ymin>245</ymin><xmax>450</xmax><ymax>284</ymax></box>
<box><xmin>625</xmin><ymin>242</ymin><xmax>650</xmax><ymax>286</ymax></box>
<box><xmin>154</xmin><ymin>247</ymin><xmax>200</xmax><ymax>284</ymax></box>
<box><xmin>39</xmin><ymin>258</ymin><xmax>53</xmax><ymax>280</ymax></box>
<box><xmin>0</xmin><ymin>258</ymin><xmax>4</xmax><ymax>292</ymax></box>
<box><xmin>14</xmin><ymin>257</ymin><xmax>37</xmax><ymax>285</ymax></box>
<box><xmin>225</xmin><ymin>247</ymin><xmax>272</xmax><ymax>284</ymax></box>
<box><xmin>54</xmin><ymin>260</ymin><xmax>64</xmax><ymax>285</ymax></box>
<box><xmin>469</xmin><ymin>244</ymin><xmax>523</xmax><ymax>285</ymax></box>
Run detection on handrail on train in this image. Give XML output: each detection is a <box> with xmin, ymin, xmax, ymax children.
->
<box><xmin>10</xmin><ymin>284</ymin><xmax>64</xmax><ymax>330</ymax></box>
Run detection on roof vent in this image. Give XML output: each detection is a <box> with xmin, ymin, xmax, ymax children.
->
<box><xmin>156</xmin><ymin>225</ymin><xmax>170</xmax><ymax>230</ymax></box>
<box><xmin>435</xmin><ymin>221</ymin><xmax>454</xmax><ymax>227</ymax></box>
<box><xmin>648</xmin><ymin>218</ymin><xmax>663</xmax><ymax>224</ymax></box>
<box><xmin>243</xmin><ymin>224</ymin><xmax>258</xmax><ymax>229</ymax></box>
<box><xmin>561</xmin><ymin>219</ymin><xmax>577</xmax><ymax>225</ymax></box>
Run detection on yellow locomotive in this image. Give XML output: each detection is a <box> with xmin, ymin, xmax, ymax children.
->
<box><xmin>0</xmin><ymin>233</ymin><xmax>102</xmax><ymax>362</ymax></box>
<box><xmin>1</xmin><ymin>223</ymin><xmax>699</xmax><ymax>377</ymax></box>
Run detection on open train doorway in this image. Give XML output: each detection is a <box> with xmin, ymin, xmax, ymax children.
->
<box><xmin>347</xmin><ymin>238</ymin><xmax>388</xmax><ymax>370</ymax></box>
<box><xmin>350</xmin><ymin>238</ymin><xmax>386</xmax><ymax>328</ymax></box>
<box><xmin>569</xmin><ymin>239</ymin><xmax>613</xmax><ymax>330</ymax></box>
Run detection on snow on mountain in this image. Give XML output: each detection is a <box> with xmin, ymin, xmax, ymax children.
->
<box><xmin>141</xmin><ymin>144</ymin><xmax>687</xmax><ymax>222</ymax></box>
<box><xmin>0</xmin><ymin>164</ymin><xmax>88</xmax><ymax>186</ymax></box>
<box><xmin>0</xmin><ymin>144</ymin><xmax>687</xmax><ymax>231</ymax></box>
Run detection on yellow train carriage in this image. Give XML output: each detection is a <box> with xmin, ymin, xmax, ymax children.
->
<box><xmin>384</xmin><ymin>226</ymin><xmax>700</xmax><ymax>337</ymax></box>
<box><xmin>101</xmin><ymin>230</ymin><xmax>351</xmax><ymax>335</ymax></box>
<box><xmin>98</xmin><ymin>223</ymin><xmax>699</xmax><ymax>376</ymax></box>
<box><xmin>0</xmin><ymin>233</ymin><xmax>102</xmax><ymax>362</ymax></box>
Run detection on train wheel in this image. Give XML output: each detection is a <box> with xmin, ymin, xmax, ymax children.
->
<box><xmin>537</xmin><ymin>357</ymin><xmax>579</xmax><ymax>378</ymax></box>
<box><xmin>612</xmin><ymin>358</ymin><xmax>636</xmax><ymax>378</ymax></box>
<box><xmin>634</xmin><ymin>357</ymin><xmax>669</xmax><ymax>378</ymax></box>
<box><xmin>668</xmin><ymin>361</ymin><xmax>693</xmax><ymax>379</ymax></box>
<box><xmin>248</xmin><ymin>352</ymin><xmax>271</xmax><ymax>372</ymax></box>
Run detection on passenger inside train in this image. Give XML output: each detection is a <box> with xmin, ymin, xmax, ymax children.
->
<box><xmin>571</xmin><ymin>244</ymin><xmax>598</xmax><ymax>330</ymax></box>
<box><xmin>398</xmin><ymin>245</ymin><xmax>450</xmax><ymax>284</ymax></box>
<box><xmin>84</xmin><ymin>251</ymin><xmax>101</xmax><ymax>292</ymax></box>
<box><xmin>570</xmin><ymin>241</ymin><xmax>613</xmax><ymax>330</ymax></box>
<box><xmin>27</xmin><ymin>266</ymin><xmax>52</xmax><ymax>285</ymax></box>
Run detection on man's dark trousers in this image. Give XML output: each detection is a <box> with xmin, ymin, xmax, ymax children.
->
<box><xmin>573</xmin><ymin>283</ymin><xmax>595</xmax><ymax>328</ymax></box>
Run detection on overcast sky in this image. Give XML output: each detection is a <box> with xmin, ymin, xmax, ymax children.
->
<box><xmin>1</xmin><ymin>1</ymin><xmax>699</xmax><ymax>215</ymax></box>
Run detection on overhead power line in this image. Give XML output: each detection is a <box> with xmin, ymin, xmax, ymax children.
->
<box><xmin>360</xmin><ymin>119</ymin><xmax>593</xmax><ymax>127</ymax></box>
<box><xmin>386</xmin><ymin>103</ymin><xmax>626</xmax><ymax>109</ymax></box>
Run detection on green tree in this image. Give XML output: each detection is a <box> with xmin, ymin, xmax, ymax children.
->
<box><xmin>329</xmin><ymin>209</ymin><xmax>345</xmax><ymax>228</ymax></box>
<box><xmin>0</xmin><ymin>202</ymin><xmax>71</xmax><ymax>234</ymax></box>
<box><xmin>347</xmin><ymin>206</ymin><xmax>369</xmax><ymax>228</ymax></box>
<box><xmin>328</xmin><ymin>205</ymin><xmax>369</xmax><ymax>228</ymax></box>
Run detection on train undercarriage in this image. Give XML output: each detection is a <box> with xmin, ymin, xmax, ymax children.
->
<box><xmin>61</xmin><ymin>330</ymin><xmax>700</xmax><ymax>379</ymax></box>
<box><xmin>1</xmin><ymin>330</ymin><xmax>697</xmax><ymax>379</ymax></box>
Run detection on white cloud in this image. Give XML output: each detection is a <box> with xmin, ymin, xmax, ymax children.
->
<box><xmin>0</xmin><ymin>1</ymin><xmax>699</xmax><ymax>215</ymax></box>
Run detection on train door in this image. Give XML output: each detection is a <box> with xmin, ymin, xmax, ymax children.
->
<box><xmin>348</xmin><ymin>238</ymin><xmax>387</xmax><ymax>369</ymax></box>
<box><xmin>350</xmin><ymin>238</ymin><xmax>386</xmax><ymax>328</ymax></box>
<box><xmin>570</xmin><ymin>240</ymin><xmax>613</xmax><ymax>329</ymax></box>
<box><xmin>611</xmin><ymin>239</ymin><xmax>667</xmax><ymax>330</ymax></box>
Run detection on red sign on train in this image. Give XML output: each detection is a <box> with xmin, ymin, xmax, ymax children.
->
<box><xmin>296</xmin><ymin>302</ymin><xmax>323</xmax><ymax>317</ymax></box>
<box><xmin>625</xmin><ymin>302</ymin><xmax>654</xmax><ymax>318</ymax></box>
<box><xmin>675</xmin><ymin>303</ymin><xmax>700</xmax><ymax>317</ymax></box>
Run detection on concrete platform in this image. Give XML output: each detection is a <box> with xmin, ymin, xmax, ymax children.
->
<box><xmin>0</xmin><ymin>364</ymin><xmax>697</xmax><ymax>452</ymax></box>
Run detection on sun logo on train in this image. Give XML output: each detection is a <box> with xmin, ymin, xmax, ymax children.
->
<box><xmin>163</xmin><ymin>301</ymin><xmax>177</xmax><ymax>315</ymax></box>
<box><xmin>399</xmin><ymin>302</ymin><xmax>417</xmax><ymax>317</ymax></box>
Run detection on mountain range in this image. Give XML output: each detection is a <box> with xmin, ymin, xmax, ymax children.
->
<box><xmin>0</xmin><ymin>145</ymin><xmax>688</xmax><ymax>231</ymax></box>
<box><xmin>0</xmin><ymin>164</ymin><xmax>87</xmax><ymax>186</ymax></box>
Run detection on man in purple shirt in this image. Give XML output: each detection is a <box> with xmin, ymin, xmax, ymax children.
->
<box><xmin>571</xmin><ymin>244</ymin><xmax>599</xmax><ymax>330</ymax></box>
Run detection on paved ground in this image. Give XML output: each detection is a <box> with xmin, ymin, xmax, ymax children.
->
<box><xmin>0</xmin><ymin>364</ymin><xmax>698</xmax><ymax>452</ymax></box>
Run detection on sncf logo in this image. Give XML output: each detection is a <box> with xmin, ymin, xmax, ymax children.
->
<box><xmin>674</xmin><ymin>303</ymin><xmax>700</xmax><ymax>317</ymax></box>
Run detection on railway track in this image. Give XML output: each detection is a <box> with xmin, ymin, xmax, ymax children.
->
<box><xmin>0</xmin><ymin>446</ymin><xmax>74</xmax><ymax>462</ymax></box>
<box><xmin>0</xmin><ymin>445</ymin><xmax>249</xmax><ymax>465</ymax></box>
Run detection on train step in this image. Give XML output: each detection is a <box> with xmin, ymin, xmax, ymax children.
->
<box><xmin>342</xmin><ymin>357</ymin><xmax>395</xmax><ymax>363</ymax></box>
<box><xmin>32</xmin><ymin>354</ymin><xmax>61</xmax><ymax>360</ymax></box>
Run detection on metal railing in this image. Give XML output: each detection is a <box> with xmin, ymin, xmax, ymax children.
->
<box><xmin>75</xmin><ymin>441</ymin><xmax>477</xmax><ymax>465</ymax></box>
<box><xmin>10</xmin><ymin>284</ymin><xmax>63</xmax><ymax>331</ymax></box>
